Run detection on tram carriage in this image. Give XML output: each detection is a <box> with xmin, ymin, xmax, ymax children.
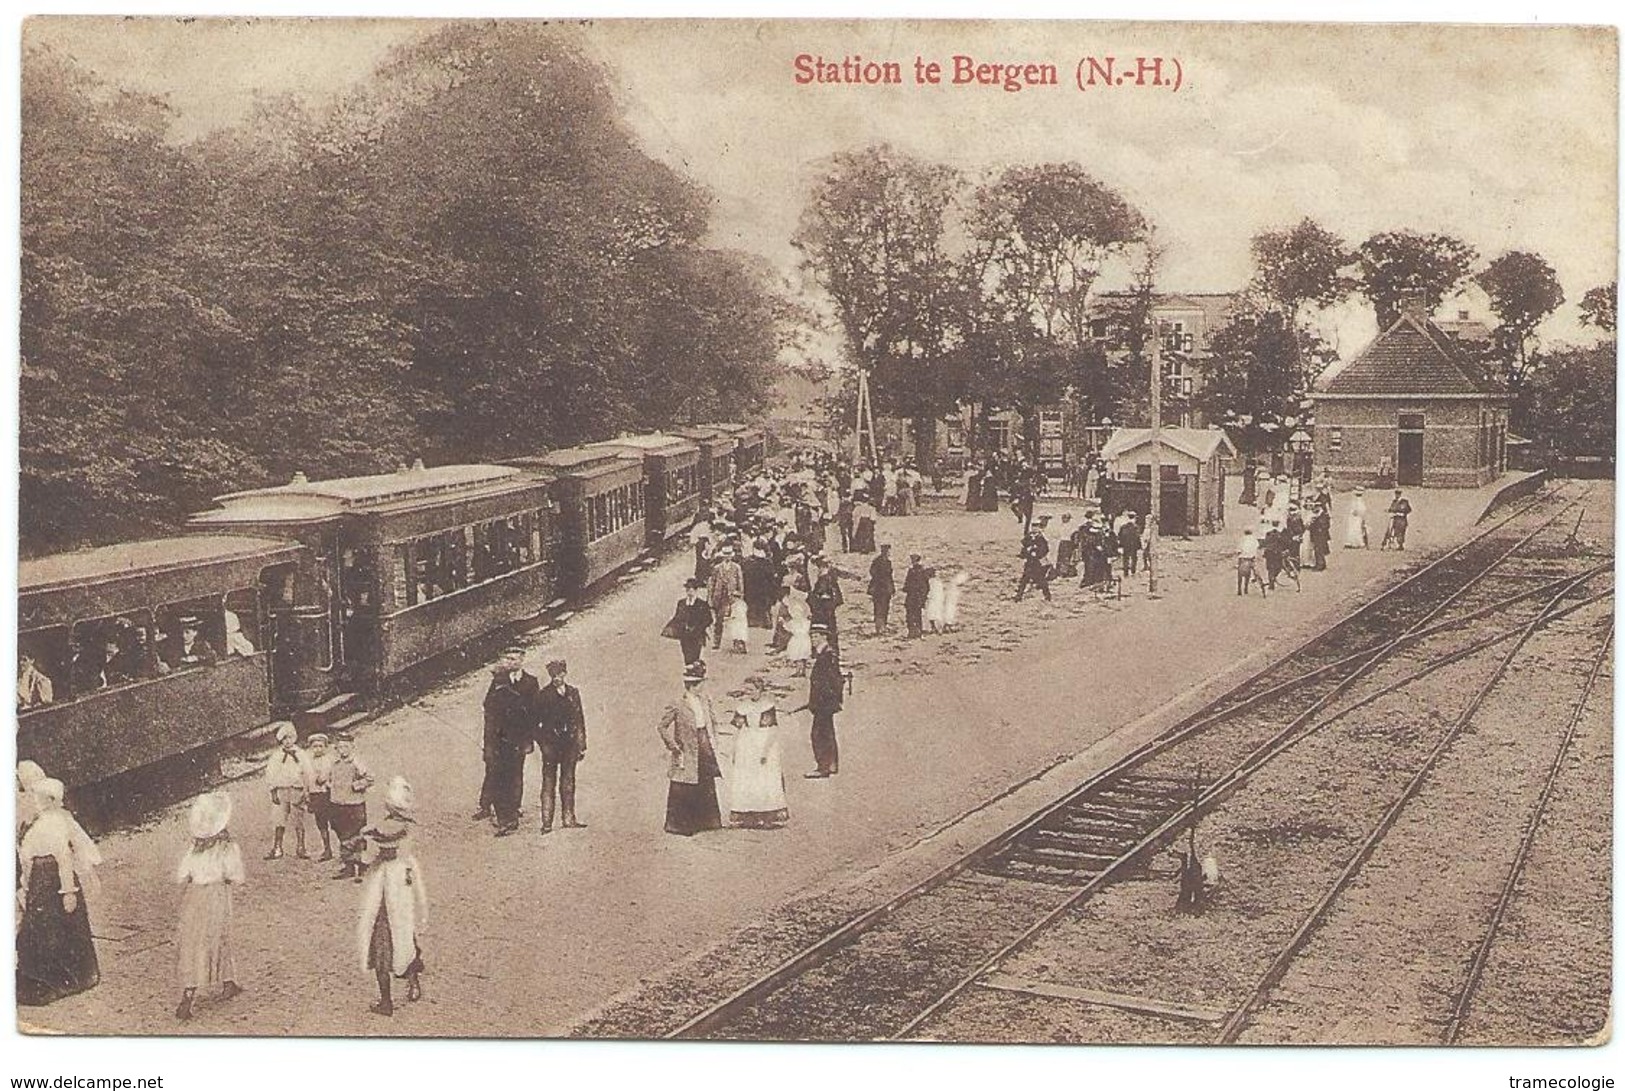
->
<box><xmin>675</xmin><ymin>426</ymin><xmax>736</xmax><ymax>506</ymax></box>
<box><xmin>712</xmin><ymin>423</ymin><xmax>768</xmax><ymax>481</ymax></box>
<box><xmin>583</xmin><ymin>434</ymin><xmax>703</xmax><ymax>546</ymax></box>
<box><xmin>510</xmin><ymin>447</ymin><xmax>646</xmax><ymax>595</ymax></box>
<box><xmin>736</xmin><ymin>427</ymin><xmax>768</xmax><ymax>477</ymax></box>
<box><xmin>188</xmin><ymin>463</ymin><xmax>555</xmax><ymax>699</ymax></box>
<box><xmin>17</xmin><ymin>536</ymin><xmax>301</xmax><ymax>786</ymax></box>
<box><xmin>18</xmin><ymin>423</ymin><xmax>763</xmax><ymax>788</ymax></box>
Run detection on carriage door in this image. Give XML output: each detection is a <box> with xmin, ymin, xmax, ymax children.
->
<box><xmin>1397</xmin><ymin>412</ymin><xmax>1425</xmax><ymax>486</ymax></box>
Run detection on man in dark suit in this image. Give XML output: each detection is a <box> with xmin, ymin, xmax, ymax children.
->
<box><xmin>867</xmin><ymin>544</ymin><xmax>895</xmax><ymax>635</ymax></box>
<box><xmin>1015</xmin><ymin>523</ymin><xmax>1053</xmax><ymax>601</ymax></box>
<box><xmin>670</xmin><ymin>579</ymin><xmax>714</xmax><ymax>666</ymax></box>
<box><xmin>159</xmin><ymin>615</ymin><xmax>219</xmax><ymax>672</ymax></box>
<box><xmin>482</xmin><ymin>653</ymin><xmax>540</xmax><ymax>836</ymax></box>
<box><xmin>534</xmin><ymin>659</ymin><xmax>587</xmax><ymax>832</ymax></box>
<box><xmin>804</xmin><ymin>626</ymin><xmax>844</xmax><ymax>778</ymax></box>
<box><xmin>809</xmin><ymin>555</ymin><xmax>845</xmax><ymax>653</ymax></box>
<box><xmin>902</xmin><ymin>553</ymin><xmax>930</xmax><ymax>638</ymax></box>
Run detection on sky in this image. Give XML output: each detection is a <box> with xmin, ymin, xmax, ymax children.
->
<box><xmin>22</xmin><ymin>17</ymin><xmax>1619</xmax><ymax>356</ymax></box>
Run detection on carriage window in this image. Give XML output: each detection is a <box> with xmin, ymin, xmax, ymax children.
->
<box><xmin>18</xmin><ymin>626</ymin><xmax>69</xmax><ymax>711</ymax></box>
<box><xmin>155</xmin><ymin>599</ymin><xmax>225</xmax><ymax>673</ymax></box>
<box><xmin>669</xmin><ymin>463</ymin><xmax>698</xmax><ymax>504</ymax></box>
<box><xmin>68</xmin><ymin>610</ymin><xmax>161</xmax><ymax>694</ymax></box>
<box><xmin>395</xmin><ymin>543</ymin><xmax>415</xmax><ymax>608</ymax></box>
<box><xmin>394</xmin><ymin>511</ymin><xmax>547</xmax><ymax>609</ymax></box>
<box><xmin>340</xmin><ymin>550</ymin><xmax>378</xmax><ymax>615</ymax></box>
<box><xmin>223</xmin><ymin>588</ymin><xmax>261</xmax><ymax>656</ymax></box>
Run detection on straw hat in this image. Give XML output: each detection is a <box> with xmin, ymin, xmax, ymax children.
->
<box><xmin>32</xmin><ymin>777</ymin><xmax>65</xmax><ymax>808</ymax></box>
<box><xmin>188</xmin><ymin>792</ymin><xmax>232</xmax><ymax>840</ymax></box>
<box><xmin>385</xmin><ymin>776</ymin><xmax>414</xmax><ymax>815</ymax></box>
<box><xmin>274</xmin><ymin>722</ymin><xmax>298</xmax><ymax>746</ymax></box>
<box><xmin>17</xmin><ymin>760</ymin><xmax>46</xmax><ymax>792</ymax></box>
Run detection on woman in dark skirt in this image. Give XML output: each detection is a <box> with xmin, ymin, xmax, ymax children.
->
<box><xmin>17</xmin><ymin>778</ymin><xmax>101</xmax><ymax>1006</ymax></box>
<box><xmin>658</xmin><ymin>661</ymin><xmax>724</xmax><ymax>835</ymax></box>
<box><xmin>850</xmin><ymin>499</ymin><xmax>877</xmax><ymax>554</ymax></box>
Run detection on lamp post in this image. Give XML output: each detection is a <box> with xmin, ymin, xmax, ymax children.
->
<box><xmin>1290</xmin><ymin>429</ymin><xmax>1313</xmax><ymax>486</ymax></box>
<box><xmin>1147</xmin><ymin>324</ymin><xmax>1162</xmax><ymax>598</ymax></box>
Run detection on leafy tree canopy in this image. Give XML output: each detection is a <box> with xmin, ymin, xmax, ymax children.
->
<box><xmin>20</xmin><ymin>26</ymin><xmax>784</xmax><ymax>554</ymax></box>
<box><xmin>1356</xmin><ymin>230</ymin><xmax>1478</xmax><ymax>328</ymax></box>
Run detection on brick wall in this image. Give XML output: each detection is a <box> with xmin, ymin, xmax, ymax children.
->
<box><xmin>1314</xmin><ymin>398</ymin><xmax>1503</xmax><ymax>489</ymax></box>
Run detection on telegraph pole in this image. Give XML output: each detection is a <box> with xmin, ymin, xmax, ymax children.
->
<box><xmin>854</xmin><ymin>367</ymin><xmax>877</xmax><ymax>464</ymax></box>
<box><xmin>1147</xmin><ymin>318</ymin><xmax>1162</xmax><ymax>597</ymax></box>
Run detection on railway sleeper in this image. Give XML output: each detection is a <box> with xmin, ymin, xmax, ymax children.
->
<box><xmin>1077</xmin><ymin>794</ymin><xmax>1173</xmax><ymax>815</ymax></box>
<box><xmin>1092</xmin><ymin>788</ymin><xmax>1189</xmax><ymax>809</ymax></box>
<box><xmin>1055</xmin><ymin>811</ymin><xmax>1151</xmax><ymax>836</ymax></box>
<box><xmin>973</xmin><ymin>860</ymin><xmax>1107</xmax><ymax>886</ymax></box>
<box><xmin>1027</xmin><ymin>829</ymin><xmax>1136</xmax><ymax>856</ymax></box>
<box><xmin>1007</xmin><ymin>845</ymin><xmax>1123</xmax><ymax>868</ymax></box>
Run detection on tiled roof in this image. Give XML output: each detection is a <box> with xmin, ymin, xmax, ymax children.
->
<box><xmin>1318</xmin><ymin>315</ymin><xmax>1499</xmax><ymax>396</ymax></box>
<box><xmin>1100</xmin><ymin>427</ymin><xmax>1238</xmax><ymax>463</ymax></box>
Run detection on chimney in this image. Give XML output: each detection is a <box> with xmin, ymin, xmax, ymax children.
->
<box><xmin>1398</xmin><ymin>291</ymin><xmax>1430</xmax><ymax>325</ymax></box>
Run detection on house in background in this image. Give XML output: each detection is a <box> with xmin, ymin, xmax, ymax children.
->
<box><xmin>1310</xmin><ymin>299</ymin><xmax>1510</xmax><ymax>489</ymax></box>
<box><xmin>1089</xmin><ymin>291</ymin><xmax>1243</xmax><ymax>428</ymax></box>
<box><xmin>767</xmin><ymin>368</ymin><xmax>837</xmax><ymax>448</ymax></box>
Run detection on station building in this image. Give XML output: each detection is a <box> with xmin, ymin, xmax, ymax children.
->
<box><xmin>1311</xmin><ymin>300</ymin><xmax>1510</xmax><ymax>489</ymax></box>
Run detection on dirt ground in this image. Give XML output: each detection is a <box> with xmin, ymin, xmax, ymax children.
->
<box><xmin>21</xmin><ymin>477</ymin><xmax>1568</xmax><ymax>1039</ymax></box>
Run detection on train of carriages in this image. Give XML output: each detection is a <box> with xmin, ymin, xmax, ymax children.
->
<box><xmin>17</xmin><ymin>426</ymin><xmax>769</xmax><ymax>789</ymax></box>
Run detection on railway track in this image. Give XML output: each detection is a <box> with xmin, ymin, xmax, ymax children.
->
<box><xmin>663</xmin><ymin>482</ymin><xmax>1610</xmax><ymax>1042</ymax></box>
<box><xmin>1442</xmin><ymin>618</ymin><xmax>1612</xmax><ymax>1043</ymax></box>
<box><xmin>1214</xmin><ymin>572</ymin><xmax>1608</xmax><ymax>1043</ymax></box>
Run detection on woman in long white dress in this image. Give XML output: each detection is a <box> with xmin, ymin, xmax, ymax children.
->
<box><xmin>1344</xmin><ymin>487</ymin><xmax>1369</xmax><ymax>548</ymax></box>
<box><xmin>727</xmin><ymin>678</ymin><xmax>788</xmax><ymax>828</ymax></box>
<box><xmin>357</xmin><ymin>776</ymin><xmax>426</xmax><ymax>1017</ymax></box>
<box><xmin>782</xmin><ymin>586</ymin><xmax>813</xmax><ymax>676</ymax></box>
<box><xmin>942</xmin><ymin>570</ymin><xmax>969</xmax><ymax>632</ymax></box>
<box><xmin>174</xmin><ymin>792</ymin><xmax>244</xmax><ymax>1020</ymax></box>
<box><xmin>724</xmin><ymin>598</ymin><xmax>750</xmax><ymax>654</ymax></box>
<box><xmin>923</xmin><ymin>569</ymin><xmax>946</xmax><ymax>634</ymax></box>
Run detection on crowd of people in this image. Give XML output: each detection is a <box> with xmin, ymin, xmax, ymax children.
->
<box><xmin>17</xmin><ymin>442</ymin><xmax>1431</xmax><ymax>1028</ymax></box>
<box><xmin>1235</xmin><ymin>471</ymin><xmax>1417</xmax><ymax>596</ymax></box>
<box><xmin>17</xmin><ymin>730</ymin><xmax>429</xmax><ymax>1020</ymax></box>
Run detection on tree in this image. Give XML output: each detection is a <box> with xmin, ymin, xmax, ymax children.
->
<box><xmin>1248</xmin><ymin>218</ymin><xmax>1353</xmax><ymax>393</ymax></box>
<box><xmin>1524</xmin><ymin>344</ymin><xmax>1615</xmax><ymax>458</ymax></box>
<box><xmin>1475</xmin><ymin>251</ymin><xmax>1564</xmax><ymax>399</ymax></box>
<box><xmin>793</xmin><ymin>144</ymin><xmax>961</xmax><ymax>466</ymax></box>
<box><xmin>1250</xmin><ymin>218</ymin><xmax>1356</xmax><ymax>322</ymax></box>
<box><xmin>20</xmin><ymin>27</ymin><xmax>787</xmax><ymax>554</ymax></box>
<box><xmin>1356</xmin><ymin>230</ymin><xmax>1478</xmax><ymax>328</ymax></box>
<box><xmin>1194</xmin><ymin>310</ymin><xmax>1302</xmax><ymax>456</ymax></box>
<box><xmin>1580</xmin><ymin>281</ymin><xmax>1617</xmax><ymax>333</ymax></box>
<box><xmin>958</xmin><ymin>163</ymin><xmax>1145</xmax><ymax>454</ymax></box>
